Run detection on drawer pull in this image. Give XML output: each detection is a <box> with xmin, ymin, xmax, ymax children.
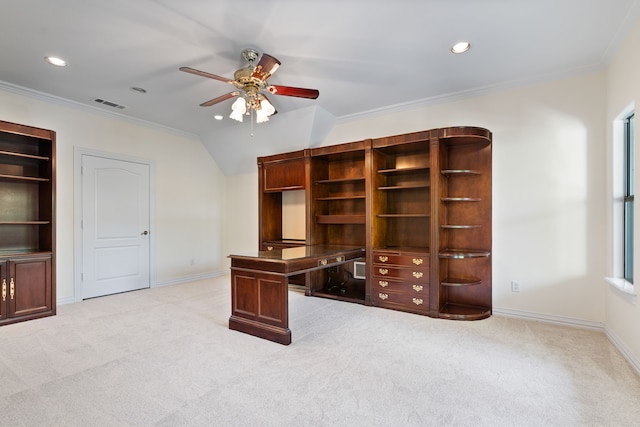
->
<box><xmin>412</xmin><ymin>258</ymin><xmax>424</xmax><ymax>265</ymax></box>
<box><xmin>379</xmin><ymin>280</ymin><xmax>389</xmax><ymax>288</ymax></box>
<box><xmin>1</xmin><ymin>279</ymin><xmax>5</xmax><ymax>302</ymax></box>
<box><xmin>412</xmin><ymin>285</ymin><xmax>423</xmax><ymax>292</ymax></box>
<box><xmin>412</xmin><ymin>271</ymin><xmax>423</xmax><ymax>279</ymax></box>
<box><xmin>378</xmin><ymin>255</ymin><xmax>388</xmax><ymax>262</ymax></box>
<box><xmin>336</xmin><ymin>256</ymin><xmax>344</xmax><ymax>262</ymax></box>
<box><xmin>266</xmin><ymin>246</ymin><xmax>273</xmax><ymax>251</ymax></box>
<box><xmin>320</xmin><ymin>259</ymin><xmax>328</xmax><ymax>266</ymax></box>
<box><xmin>10</xmin><ymin>278</ymin><xmax>15</xmax><ymax>300</ymax></box>
<box><xmin>379</xmin><ymin>293</ymin><xmax>389</xmax><ymax>300</ymax></box>
<box><xmin>378</xmin><ymin>268</ymin><xmax>388</xmax><ymax>275</ymax></box>
<box><xmin>412</xmin><ymin>298</ymin><xmax>424</xmax><ymax>306</ymax></box>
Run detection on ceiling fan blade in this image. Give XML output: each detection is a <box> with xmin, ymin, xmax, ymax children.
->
<box><xmin>199</xmin><ymin>92</ymin><xmax>240</xmax><ymax>107</ymax></box>
<box><xmin>267</xmin><ymin>85</ymin><xmax>319</xmax><ymax>99</ymax></box>
<box><xmin>252</xmin><ymin>54</ymin><xmax>281</xmax><ymax>81</ymax></box>
<box><xmin>180</xmin><ymin>66</ymin><xmax>233</xmax><ymax>84</ymax></box>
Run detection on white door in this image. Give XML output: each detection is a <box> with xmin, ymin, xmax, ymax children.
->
<box><xmin>82</xmin><ymin>155</ymin><xmax>150</xmax><ymax>299</ymax></box>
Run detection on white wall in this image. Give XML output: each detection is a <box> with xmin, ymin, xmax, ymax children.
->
<box><xmin>0</xmin><ymin>88</ymin><xmax>228</xmax><ymax>302</ymax></box>
<box><xmin>606</xmin><ymin>17</ymin><xmax>640</xmax><ymax>368</ymax></box>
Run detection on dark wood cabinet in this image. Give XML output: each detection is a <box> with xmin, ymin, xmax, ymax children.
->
<box><xmin>256</xmin><ymin>126</ymin><xmax>491</xmax><ymax>320</ymax></box>
<box><xmin>0</xmin><ymin>120</ymin><xmax>56</xmax><ymax>326</ymax></box>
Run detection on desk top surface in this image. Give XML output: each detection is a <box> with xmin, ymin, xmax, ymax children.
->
<box><xmin>229</xmin><ymin>244</ymin><xmax>364</xmax><ymax>263</ymax></box>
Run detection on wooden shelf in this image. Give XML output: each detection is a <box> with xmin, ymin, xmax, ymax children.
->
<box><xmin>316</xmin><ymin>177</ymin><xmax>365</xmax><ymax>184</ymax></box>
<box><xmin>377</xmin><ymin>214</ymin><xmax>429</xmax><ymax>218</ymax></box>
<box><xmin>0</xmin><ymin>173</ymin><xmax>50</xmax><ymax>182</ymax></box>
<box><xmin>441</xmin><ymin>277</ymin><xmax>482</xmax><ymax>287</ymax></box>
<box><xmin>378</xmin><ymin>166</ymin><xmax>429</xmax><ymax>174</ymax></box>
<box><xmin>0</xmin><ymin>221</ymin><xmax>51</xmax><ymax>225</ymax></box>
<box><xmin>316</xmin><ymin>214</ymin><xmax>366</xmax><ymax>224</ymax></box>
<box><xmin>441</xmin><ymin>169</ymin><xmax>481</xmax><ymax>176</ymax></box>
<box><xmin>378</xmin><ymin>184</ymin><xmax>429</xmax><ymax>191</ymax></box>
<box><xmin>316</xmin><ymin>195</ymin><xmax>366</xmax><ymax>201</ymax></box>
<box><xmin>441</xmin><ymin>197</ymin><xmax>480</xmax><ymax>202</ymax></box>
<box><xmin>439</xmin><ymin>249</ymin><xmax>490</xmax><ymax>259</ymax></box>
<box><xmin>439</xmin><ymin>303</ymin><xmax>491</xmax><ymax>320</ymax></box>
<box><xmin>0</xmin><ymin>150</ymin><xmax>49</xmax><ymax>161</ymax></box>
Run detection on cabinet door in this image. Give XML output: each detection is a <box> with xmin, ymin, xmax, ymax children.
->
<box><xmin>263</xmin><ymin>159</ymin><xmax>306</xmax><ymax>192</ymax></box>
<box><xmin>0</xmin><ymin>260</ymin><xmax>6</xmax><ymax>321</ymax></box>
<box><xmin>8</xmin><ymin>255</ymin><xmax>52</xmax><ymax>319</ymax></box>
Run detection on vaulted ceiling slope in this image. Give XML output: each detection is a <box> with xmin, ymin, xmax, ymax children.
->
<box><xmin>1</xmin><ymin>0</ymin><xmax>639</xmax><ymax>174</ymax></box>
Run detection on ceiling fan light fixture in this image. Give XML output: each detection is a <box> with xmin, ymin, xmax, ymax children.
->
<box><xmin>451</xmin><ymin>41</ymin><xmax>471</xmax><ymax>54</ymax></box>
<box><xmin>230</xmin><ymin>97</ymin><xmax>246</xmax><ymax>122</ymax></box>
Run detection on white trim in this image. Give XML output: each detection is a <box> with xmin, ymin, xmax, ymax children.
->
<box><xmin>493</xmin><ymin>307</ymin><xmax>604</xmax><ymax>330</ymax></box>
<box><xmin>0</xmin><ymin>79</ymin><xmax>198</xmax><ymax>140</ymax></box>
<box><xmin>605</xmin><ymin>325</ymin><xmax>640</xmax><ymax>375</ymax></box>
<box><xmin>336</xmin><ymin>63</ymin><xmax>604</xmax><ymax>124</ymax></box>
<box><xmin>494</xmin><ymin>307</ymin><xmax>640</xmax><ymax>376</ymax></box>
<box><xmin>605</xmin><ymin>277</ymin><xmax>637</xmax><ymax>304</ymax></box>
<box><xmin>155</xmin><ymin>271</ymin><xmax>226</xmax><ymax>287</ymax></box>
<box><xmin>73</xmin><ymin>147</ymin><xmax>157</xmax><ymax>302</ymax></box>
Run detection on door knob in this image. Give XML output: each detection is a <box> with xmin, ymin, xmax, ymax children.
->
<box><xmin>141</xmin><ymin>230</ymin><xmax>149</xmax><ymax>235</ymax></box>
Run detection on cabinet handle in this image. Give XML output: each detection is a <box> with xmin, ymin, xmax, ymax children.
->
<box><xmin>320</xmin><ymin>259</ymin><xmax>328</xmax><ymax>266</ymax></box>
<box><xmin>412</xmin><ymin>258</ymin><xmax>423</xmax><ymax>265</ymax></box>
<box><xmin>412</xmin><ymin>285</ymin><xmax>423</xmax><ymax>292</ymax></box>
<box><xmin>266</xmin><ymin>246</ymin><xmax>273</xmax><ymax>251</ymax></box>
<box><xmin>378</xmin><ymin>293</ymin><xmax>389</xmax><ymax>300</ymax></box>
<box><xmin>10</xmin><ymin>278</ymin><xmax>15</xmax><ymax>300</ymax></box>
<box><xmin>412</xmin><ymin>272</ymin><xmax>423</xmax><ymax>279</ymax></box>
<box><xmin>378</xmin><ymin>256</ymin><xmax>388</xmax><ymax>263</ymax></box>
<box><xmin>1</xmin><ymin>279</ymin><xmax>5</xmax><ymax>302</ymax></box>
<box><xmin>378</xmin><ymin>280</ymin><xmax>388</xmax><ymax>288</ymax></box>
<box><xmin>412</xmin><ymin>298</ymin><xmax>424</xmax><ymax>306</ymax></box>
<box><xmin>378</xmin><ymin>268</ymin><xmax>388</xmax><ymax>275</ymax></box>
<box><xmin>336</xmin><ymin>256</ymin><xmax>344</xmax><ymax>262</ymax></box>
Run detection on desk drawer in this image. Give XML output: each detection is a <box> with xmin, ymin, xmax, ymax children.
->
<box><xmin>373</xmin><ymin>290</ymin><xmax>429</xmax><ymax>310</ymax></box>
<box><xmin>372</xmin><ymin>252</ymin><xmax>428</xmax><ymax>267</ymax></box>
<box><xmin>372</xmin><ymin>278</ymin><xmax>428</xmax><ymax>294</ymax></box>
<box><xmin>372</xmin><ymin>265</ymin><xmax>429</xmax><ymax>282</ymax></box>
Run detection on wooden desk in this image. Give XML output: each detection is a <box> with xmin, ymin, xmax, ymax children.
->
<box><xmin>228</xmin><ymin>245</ymin><xmax>365</xmax><ymax>345</ymax></box>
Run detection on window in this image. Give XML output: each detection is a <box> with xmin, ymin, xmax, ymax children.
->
<box><xmin>623</xmin><ymin>113</ymin><xmax>634</xmax><ymax>283</ymax></box>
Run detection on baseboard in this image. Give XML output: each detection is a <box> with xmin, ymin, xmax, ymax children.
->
<box><xmin>493</xmin><ymin>307</ymin><xmax>605</xmax><ymax>330</ymax></box>
<box><xmin>494</xmin><ymin>307</ymin><xmax>640</xmax><ymax>376</ymax></box>
<box><xmin>604</xmin><ymin>325</ymin><xmax>640</xmax><ymax>375</ymax></box>
<box><xmin>154</xmin><ymin>270</ymin><xmax>226</xmax><ymax>287</ymax></box>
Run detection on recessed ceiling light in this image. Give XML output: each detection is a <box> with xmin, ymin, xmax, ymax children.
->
<box><xmin>451</xmin><ymin>41</ymin><xmax>471</xmax><ymax>54</ymax></box>
<box><xmin>214</xmin><ymin>115</ymin><xmax>223</xmax><ymax>121</ymax></box>
<box><xmin>44</xmin><ymin>56</ymin><xmax>67</xmax><ymax>67</ymax></box>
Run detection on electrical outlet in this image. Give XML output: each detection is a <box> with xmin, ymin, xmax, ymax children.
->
<box><xmin>511</xmin><ymin>280</ymin><xmax>520</xmax><ymax>292</ymax></box>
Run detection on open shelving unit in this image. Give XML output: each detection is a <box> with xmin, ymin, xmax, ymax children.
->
<box><xmin>0</xmin><ymin>120</ymin><xmax>56</xmax><ymax>326</ymax></box>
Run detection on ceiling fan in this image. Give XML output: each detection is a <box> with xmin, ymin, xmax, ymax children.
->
<box><xmin>180</xmin><ymin>48</ymin><xmax>319</xmax><ymax>123</ymax></box>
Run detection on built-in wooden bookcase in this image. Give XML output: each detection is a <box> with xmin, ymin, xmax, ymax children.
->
<box><xmin>256</xmin><ymin>126</ymin><xmax>491</xmax><ymax>320</ymax></box>
<box><xmin>433</xmin><ymin>127</ymin><xmax>492</xmax><ymax>320</ymax></box>
<box><xmin>0</xmin><ymin>120</ymin><xmax>56</xmax><ymax>326</ymax></box>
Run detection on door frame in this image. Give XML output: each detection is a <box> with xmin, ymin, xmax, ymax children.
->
<box><xmin>73</xmin><ymin>147</ymin><xmax>157</xmax><ymax>302</ymax></box>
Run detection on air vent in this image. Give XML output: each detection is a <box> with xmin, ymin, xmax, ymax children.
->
<box><xmin>92</xmin><ymin>98</ymin><xmax>127</xmax><ymax>110</ymax></box>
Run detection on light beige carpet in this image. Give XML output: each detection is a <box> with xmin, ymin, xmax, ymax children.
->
<box><xmin>0</xmin><ymin>276</ymin><xmax>639</xmax><ymax>426</ymax></box>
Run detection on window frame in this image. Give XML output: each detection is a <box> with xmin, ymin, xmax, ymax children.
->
<box><xmin>623</xmin><ymin>113</ymin><xmax>634</xmax><ymax>283</ymax></box>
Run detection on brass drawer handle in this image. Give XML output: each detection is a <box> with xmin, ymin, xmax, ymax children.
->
<box><xmin>10</xmin><ymin>278</ymin><xmax>15</xmax><ymax>300</ymax></box>
<box><xmin>378</xmin><ymin>293</ymin><xmax>389</xmax><ymax>301</ymax></box>
<box><xmin>378</xmin><ymin>255</ymin><xmax>388</xmax><ymax>263</ymax></box>
<box><xmin>379</xmin><ymin>280</ymin><xmax>389</xmax><ymax>288</ymax></box>
<box><xmin>412</xmin><ymin>298</ymin><xmax>423</xmax><ymax>306</ymax></box>
<box><xmin>320</xmin><ymin>259</ymin><xmax>328</xmax><ymax>266</ymax></box>
<box><xmin>378</xmin><ymin>268</ymin><xmax>388</xmax><ymax>275</ymax></box>
<box><xmin>267</xmin><ymin>246</ymin><xmax>273</xmax><ymax>251</ymax></box>
<box><xmin>336</xmin><ymin>256</ymin><xmax>344</xmax><ymax>262</ymax></box>
<box><xmin>1</xmin><ymin>279</ymin><xmax>5</xmax><ymax>302</ymax></box>
<box><xmin>412</xmin><ymin>272</ymin><xmax>423</xmax><ymax>279</ymax></box>
<box><xmin>412</xmin><ymin>284</ymin><xmax>423</xmax><ymax>292</ymax></box>
<box><xmin>412</xmin><ymin>258</ymin><xmax>423</xmax><ymax>265</ymax></box>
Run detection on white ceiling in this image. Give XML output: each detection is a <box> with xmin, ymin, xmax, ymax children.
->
<box><xmin>1</xmin><ymin>0</ymin><xmax>639</xmax><ymax>173</ymax></box>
